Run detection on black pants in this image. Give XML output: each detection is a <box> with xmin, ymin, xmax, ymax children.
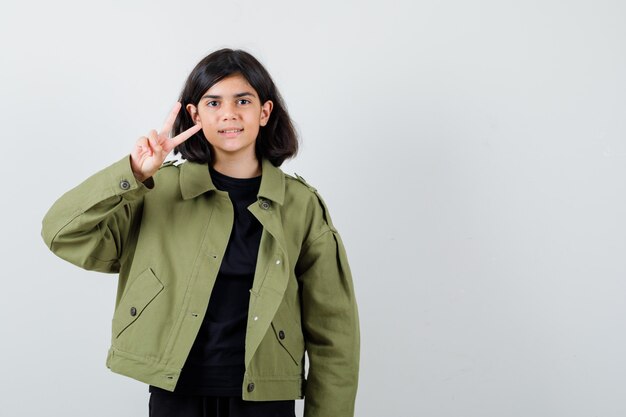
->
<box><xmin>149</xmin><ymin>390</ymin><xmax>296</xmax><ymax>417</ymax></box>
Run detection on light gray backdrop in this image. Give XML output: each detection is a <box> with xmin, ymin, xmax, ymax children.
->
<box><xmin>1</xmin><ymin>0</ymin><xmax>625</xmax><ymax>416</ymax></box>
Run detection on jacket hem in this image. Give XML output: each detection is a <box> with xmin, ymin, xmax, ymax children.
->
<box><xmin>242</xmin><ymin>374</ymin><xmax>305</xmax><ymax>401</ymax></box>
<box><xmin>106</xmin><ymin>347</ymin><xmax>180</xmax><ymax>391</ymax></box>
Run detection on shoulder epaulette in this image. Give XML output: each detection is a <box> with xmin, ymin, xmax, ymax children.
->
<box><xmin>293</xmin><ymin>173</ymin><xmax>336</xmax><ymax>232</ymax></box>
<box><xmin>293</xmin><ymin>173</ymin><xmax>317</xmax><ymax>192</ymax></box>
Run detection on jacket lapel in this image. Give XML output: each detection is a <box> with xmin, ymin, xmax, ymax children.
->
<box><xmin>179</xmin><ymin>161</ymin><xmax>216</xmax><ymax>199</ymax></box>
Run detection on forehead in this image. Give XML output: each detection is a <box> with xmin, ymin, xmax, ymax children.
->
<box><xmin>204</xmin><ymin>73</ymin><xmax>258</xmax><ymax>97</ymax></box>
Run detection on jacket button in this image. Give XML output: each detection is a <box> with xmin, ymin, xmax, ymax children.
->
<box><xmin>247</xmin><ymin>382</ymin><xmax>255</xmax><ymax>392</ymax></box>
<box><xmin>120</xmin><ymin>179</ymin><xmax>131</xmax><ymax>190</ymax></box>
<box><xmin>130</xmin><ymin>307</ymin><xmax>137</xmax><ymax>316</ymax></box>
<box><xmin>259</xmin><ymin>199</ymin><xmax>271</xmax><ymax>210</ymax></box>
<box><xmin>278</xmin><ymin>330</ymin><xmax>285</xmax><ymax>340</ymax></box>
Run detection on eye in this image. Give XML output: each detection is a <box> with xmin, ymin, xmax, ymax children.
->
<box><xmin>237</xmin><ymin>99</ymin><xmax>251</xmax><ymax>105</ymax></box>
<box><xmin>206</xmin><ymin>100</ymin><xmax>219</xmax><ymax>107</ymax></box>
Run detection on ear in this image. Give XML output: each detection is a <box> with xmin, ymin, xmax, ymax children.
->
<box><xmin>259</xmin><ymin>100</ymin><xmax>274</xmax><ymax>127</ymax></box>
<box><xmin>186</xmin><ymin>103</ymin><xmax>200</xmax><ymax>124</ymax></box>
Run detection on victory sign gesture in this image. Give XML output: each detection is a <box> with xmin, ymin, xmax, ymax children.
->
<box><xmin>130</xmin><ymin>102</ymin><xmax>202</xmax><ymax>182</ymax></box>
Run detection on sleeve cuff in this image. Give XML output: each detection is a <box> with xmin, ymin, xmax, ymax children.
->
<box><xmin>107</xmin><ymin>155</ymin><xmax>154</xmax><ymax>200</ymax></box>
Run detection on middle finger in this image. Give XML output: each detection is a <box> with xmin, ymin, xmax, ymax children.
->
<box><xmin>159</xmin><ymin>102</ymin><xmax>182</xmax><ymax>136</ymax></box>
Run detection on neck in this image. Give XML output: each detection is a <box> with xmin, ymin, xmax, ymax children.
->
<box><xmin>211</xmin><ymin>154</ymin><xmax>261</xmax><ymax>178</ymax></box>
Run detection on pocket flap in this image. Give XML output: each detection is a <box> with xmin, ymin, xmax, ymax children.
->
<box><xmin>112</xmin><ymin>268</ymin><xmax>164</xmax><ymax>338</ymax></box>
<box><xmin>271</xmin><ymin>305</ymin><xmax>304</xmax><ymax>365</ymax></box>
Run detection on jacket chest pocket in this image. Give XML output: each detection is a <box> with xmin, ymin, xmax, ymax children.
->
<box><xmin>112</xmin><ymin>268</ymin><xmax>164</xmax><ymax>338</ymax></box>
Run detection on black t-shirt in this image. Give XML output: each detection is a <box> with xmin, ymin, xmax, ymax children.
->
<box><xmin>152</xmin><ymin>166</ymin><xmax>263</xmax><ymax>396</ymax></box>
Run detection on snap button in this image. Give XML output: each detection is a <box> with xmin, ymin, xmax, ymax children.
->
<box><xmin>119</xmin><ymin>179</ymin><xmax>131</xmax><ymax>190</ymax></box>
<box><xmin>130</xmin><ymin>307</ymin><xmax>137</xmax><ymax>316</ymax></box>
<box><xmin>253</xmin><ymin>316</ymin><xmax>258</xmax><ymax>321</ymax></box>
<box><xmin>247</xmin><ymin>382</ymin><xmax>255</xmax><ymax>392</ymax></box>
<box><xmin>278</xmin><ymin>330</ymin><xmax>285</xmax><ymax>340</ymax></box>
<box><xmin>275</xmin><ymin>259</ymin><xmax>281</xmax><ymax>265</ymax></box>
<box><xmin>259</xmin><ymin>199</ymin><xmax>271</xmax><ymax>210</ymax></box>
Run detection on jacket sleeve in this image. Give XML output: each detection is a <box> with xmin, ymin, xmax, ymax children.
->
<box><xmin>296</xmin><ymin>195</ymin><xmax>360</xmax><ymax>417</ymax></box>
<box><xmin>41</xmin><ymin>155</ymin><xmax>153</xmax><ymax>273</ymax></box>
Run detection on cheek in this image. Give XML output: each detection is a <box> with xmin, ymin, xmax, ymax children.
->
<box><xmin>201</xmin><ymin>125</ymin><xmax>214</xmax><ymax>140</ymax></box>
<box><xmin>197</xmin><ymin>117</ymin><xmax>215</xmax><ymax>139</ymax></box>
<box><xmin>197</xmin><ymin>111</ymin><xmax>217</xmax><ymax>127</ymax></box>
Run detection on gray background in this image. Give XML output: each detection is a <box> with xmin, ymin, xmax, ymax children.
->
<box><xmin>1</xmin><ymin>0</ymin><xmax>625</xmax><ymax>416</ymax></box>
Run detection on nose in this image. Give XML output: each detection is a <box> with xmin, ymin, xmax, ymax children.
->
<box><xmin>220</xmin><ymin>102</ymin><xmax>238</xmax><ymax>120</ymax></box>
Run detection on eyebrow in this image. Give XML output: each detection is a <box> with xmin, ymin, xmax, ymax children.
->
<box><xmin>202</xmin><ymin>92</ymin><xmax>256</xmax><ymax>100</ymax></box>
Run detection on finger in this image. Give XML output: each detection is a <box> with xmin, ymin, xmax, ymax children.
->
<box><xmin>130</xmin><ymin>136</ymin><xmax>151</xmax><ymax>176</ymax></box>
<box><xmin>160</xmin><ymin>102</ymin><xmax>182</xmax><ymax>136</ymax></box>
<box><xmin>164</xmin><ymin>123</ymin><xmax>202</xmax><ymax>152</ymax></box>
<box><xmin>148</xmin><ymin>129</ymin><xmax>164</xmax><ymax>154</ymax></box>
<box><xmin>135</xmin><ymin>136</ymin><xmax>152</xmax><ymax>156</ymax></box>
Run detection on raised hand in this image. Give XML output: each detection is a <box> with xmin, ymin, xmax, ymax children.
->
<box><xmin>130</xmin><ymin>102</ymin><xmax>202</xmax><ymax>182</ymax></box>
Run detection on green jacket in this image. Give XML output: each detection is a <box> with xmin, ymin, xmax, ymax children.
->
<box><xmin>41</xmin><ymin>156</ymin><xmax>359</xmax><ymax>417</ymax></box>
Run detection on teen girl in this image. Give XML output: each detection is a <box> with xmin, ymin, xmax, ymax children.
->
<box><xmin>42</xmin><ymin>49</ymin><xmax>360</xmax><ymax>417</ymax></box>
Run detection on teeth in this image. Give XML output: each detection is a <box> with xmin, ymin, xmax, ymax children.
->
<box><xmin>221</xmin><ymin>129</ymin><xmax>241</xmax><ymax>133</ymax></box>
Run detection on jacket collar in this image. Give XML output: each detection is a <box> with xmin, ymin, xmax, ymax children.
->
<box><xmin>179</xmin><ymin>158</ymin><xmax>285</xmax><ymax>205</ymax></box>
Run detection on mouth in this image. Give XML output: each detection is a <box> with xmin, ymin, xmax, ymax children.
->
<box><xmin>218</xmin><ymin>128</ymin><xmax>244</xmax><ymax>133</ymax></box>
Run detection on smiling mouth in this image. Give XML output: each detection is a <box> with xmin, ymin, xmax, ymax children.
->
<box><xmin>218</xmin><ymin>128</ymin><xmax>244</xmax><ymax>133</ymax></box>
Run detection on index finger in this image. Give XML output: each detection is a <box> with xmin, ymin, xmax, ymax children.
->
<box><xmin>165</xmin><ymin>123</ymin><xmax>202</xmax><ymax>151</ymax></box>
<box><xmin>160</xmin><ymin>102</ymin><xmax>183</xmax><ymax>135</ymax></box>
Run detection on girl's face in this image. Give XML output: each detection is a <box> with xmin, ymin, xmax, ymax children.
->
<box><xmin>186</xmin><ymin>74</ymin><xmax>273</xmax><ymax>163</ymax></box>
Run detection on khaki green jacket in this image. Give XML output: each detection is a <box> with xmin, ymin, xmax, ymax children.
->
<box><xmin>41</xmin><ymin>156</ymin><xmax>359</xmax><ymax>417</ymax></box>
